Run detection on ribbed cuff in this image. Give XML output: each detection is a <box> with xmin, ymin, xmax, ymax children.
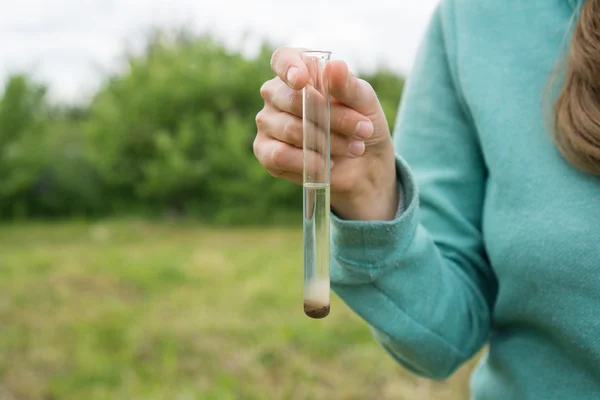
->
<box><xmin>330</xmin><ymin>154</ymin><xmax>419</xmax><ymax>269</ymax></box>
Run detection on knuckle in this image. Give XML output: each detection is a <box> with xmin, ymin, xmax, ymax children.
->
<box><xmin>283</xmin><ymin>120</ymin><xmax>300</xmax><ymax>145</ymax></box>
<box><xmin>255</xmin><ymin>110</ymin><xmax>263</xmax><ymax>127</ymax></box>
<box><xmin>282</xmin><ymin>121</ymin><xmax>292</xmax><ymax>141</ymax></box>
<box><xmin>357</xmin><ymin>78</ymin><xmax>377</xmax><ymax>101</ymax></box>
<box><xmin>253</xmin><ymin>135</ymin><xmax>263</xmax><ymax>160</ymax></box>
<box><xmin>255</xmin><ymin>109</ymin><xmax>267</xmax><ymax>128</ymax></box>
<box><xmin>337</xmin><ymin>109</ymin><xmax>350</xmax><ymax>131</ymax></box>
<box><xmin>287</xmin><ymin>89</ymin><xmax>302</xmax><ymax>114</ymax></box>
<box><xmin>357</xmin><ymin>78</ymin><xmax>374</xmax><ymax>91</ymax></box>
<box><xmin>267</xmin><ymin>168</ymin><xmax>284</xmax><ymax>178</ymax></box>
<box><xmin>287</xmin><ymin>90</ymin><xmax>296</xmax><ymax>110</ymax></box>
<box><xmin>260</xmin><ymin>79</ymin><xmax>273</xmax><ymax>101</ymax></box>
<box><xmin>270</xmin><ymin>141</ymin><xmax>289</xmax><ymax>168</ymax></box>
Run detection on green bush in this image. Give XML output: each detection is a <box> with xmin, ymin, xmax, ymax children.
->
<box><xmin>0</xmin><ymin>30</ymin><xmax>405</xmax><ymax>224</ymax></box>
<box><xmin>0</xmin><ymin>75</ymin><xmax>103</xmax><ymax>219</ymax></box>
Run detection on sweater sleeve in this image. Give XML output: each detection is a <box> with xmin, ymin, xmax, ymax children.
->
<box><xmin>329</xmin><ymin>4</ymin><xmax>498</xmax><ymax>380</ymax></box>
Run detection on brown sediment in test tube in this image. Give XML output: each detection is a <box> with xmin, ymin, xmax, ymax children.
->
<box><xmin>304</xmin><ymin>301</ymin><xmax>330</xmax><ymax>319</ymax></box>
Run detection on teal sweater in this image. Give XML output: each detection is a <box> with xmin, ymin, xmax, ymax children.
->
<box><xmin>330</xmin><ymin>0</ymin><xmax>600</xmax><ymax>399</ymax></box>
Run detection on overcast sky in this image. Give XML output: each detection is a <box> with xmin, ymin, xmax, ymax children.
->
<box><xmin>0</xmin><ymin>0</ymin><xmax>439</xmax><ymax>103</ymax></box>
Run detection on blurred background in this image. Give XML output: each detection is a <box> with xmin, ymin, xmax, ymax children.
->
<box><xmin>0</xmin><ymin>0</ymin><xmax>480</xmax><ymax>399</ymax></box>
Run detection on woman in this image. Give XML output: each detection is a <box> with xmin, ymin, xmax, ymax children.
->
<box><xmin>253</xmin><ymin>0</ymin><xmax>600</xmax><ymax>398</ymax></box>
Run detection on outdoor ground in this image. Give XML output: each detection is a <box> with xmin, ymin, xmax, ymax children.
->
<box><xmin>0</xmin><ymin>221</ymin><xmax>478</xmax><ymax>399</ymax></box>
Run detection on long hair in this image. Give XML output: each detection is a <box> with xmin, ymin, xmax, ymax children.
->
<box><xmin>554</xmin><ymin>0</ymin><xmax>600</xmax><ymax>175</ymax></box>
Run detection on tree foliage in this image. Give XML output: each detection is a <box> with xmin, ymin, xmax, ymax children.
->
<box><xmin>0</xmin><ymin>30</ymin><xmax>405</xmax><ymax>223</ymax></box>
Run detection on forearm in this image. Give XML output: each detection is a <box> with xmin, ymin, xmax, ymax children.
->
<box><xmin>329</xmin><ymin>156</ymin><xmax>494</xmax><ymax>379</ymax></box>
<box><xmin>332</xmin><ymin>229</ymin><xmax>491</xmax><ymax>379</ymax></box>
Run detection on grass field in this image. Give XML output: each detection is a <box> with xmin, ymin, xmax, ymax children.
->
<box><xmin>0</xmin><ymin>221</ymin><xmax>478</xmax><ymax>399</ymax></box>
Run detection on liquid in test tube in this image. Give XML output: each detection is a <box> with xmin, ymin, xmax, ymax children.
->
<box><xmin>302</xmin><ymin>50</ymin><xmax>331</xmax><ymax>319</ymax></box>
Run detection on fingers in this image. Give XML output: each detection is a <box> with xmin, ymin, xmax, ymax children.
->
<box><xmin>330</xmin><ymin>100</ymin><xmax>374</xmax><ymax>139</ymax></box>
<box><xmin>253</xmin><ymin>134</ymin><xmax>329</xmax><ymax>179</ymax></box>
<box><xmin>256</xmin><ymin>106</ymin><xmax>366</xmax><ymax>157</ymax></box>
<box><xmin>268</xmin><ymin>48</ymin><xmax>380</xmax><ymax>130</ymax></box>
<box><xmin>270</xmin><ymin>47</ymin><xmax>310</xmax><ymax>90</ymax></box>
<box><xmin>258</xmin><ymin>48</ymin><xmax>387</xmax><ymax>191</ymax></box>
<box><xmin>327</xmin><ymin>60</ymin><xmax>381</xmax><ymax>117</ymax></box>
<box><xmin>254</xmin><ymin>135</ymin><xmax>302</xmax><ymax>176</ymax></box>
<box><xmin>260</xmin><ymin>77</ymin><xmax>303</xmax><ymax>117</ymax></box>
<box><xmin>274</xmin><ymin>171</ymin><xmax>303</xmax><ymax>186</ymax></box>
<box><xmin>260</xmin><ymin>77</ymin><xmax>374</xmax><ymax>139</ymax></box>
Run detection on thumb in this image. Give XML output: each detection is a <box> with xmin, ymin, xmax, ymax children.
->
<box><xmin>327</xmin><ymin>60</ymin><xmax>381</xmax><ymax>117</ymax></box>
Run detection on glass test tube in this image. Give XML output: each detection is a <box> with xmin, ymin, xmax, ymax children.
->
<box><xmin>302</xmin><ymin>50</ymin><xmax>331</xmax><ymax>319</ymax></box>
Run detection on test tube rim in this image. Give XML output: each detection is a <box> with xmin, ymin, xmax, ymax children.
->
<box><xmin>301</xmin><ymin>50</ymin><xmax>332</xmax><ymax>58</ymax></box>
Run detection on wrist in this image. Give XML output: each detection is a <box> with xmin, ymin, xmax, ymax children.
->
<box><xmin>331</xmin><ymin>153</ymin><xmax>399</xmax><ymax>222</ymax></box>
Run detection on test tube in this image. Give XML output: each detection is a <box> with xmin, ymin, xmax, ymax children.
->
<box><xmin>302</xmin><ymin>50</ymin><xmax>331</xmax><ymax>319</ymax></box>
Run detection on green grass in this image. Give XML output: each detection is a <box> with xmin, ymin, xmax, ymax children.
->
<box><xmin>0</xmin><ymin>220</ymin><xmax>478</xmax><ymax>399</ymax></box>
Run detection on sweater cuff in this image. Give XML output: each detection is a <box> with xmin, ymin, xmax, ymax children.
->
<box><xmin>330</xmin><ymin>154</ymin><xmax>419</xmax><ymax>269</ymax></box>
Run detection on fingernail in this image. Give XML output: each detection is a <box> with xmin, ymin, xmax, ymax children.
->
<box><xmin>349</xmin><ymin>140</ymin><xmax>366</xmax><ymax>157</ymax></box>
<box><xmin>354</xmin><ymin>121</ymin><xmax>373</xmax><ymax>139</ymax></box>
<box><xmin>287</xmin><ymin>67</ymin><xmax>298</xmax><ymax>86</ymax></box>
<box><xmin>330</xmin><ymin>160</ymin><xmax>335</xmax><ymax>169</ymax></box>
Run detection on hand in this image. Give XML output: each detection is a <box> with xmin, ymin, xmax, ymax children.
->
<box><xmin>253</xmin><ymin>47</ymin><xmax>399</xmax><ymax>221</ymax></box>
